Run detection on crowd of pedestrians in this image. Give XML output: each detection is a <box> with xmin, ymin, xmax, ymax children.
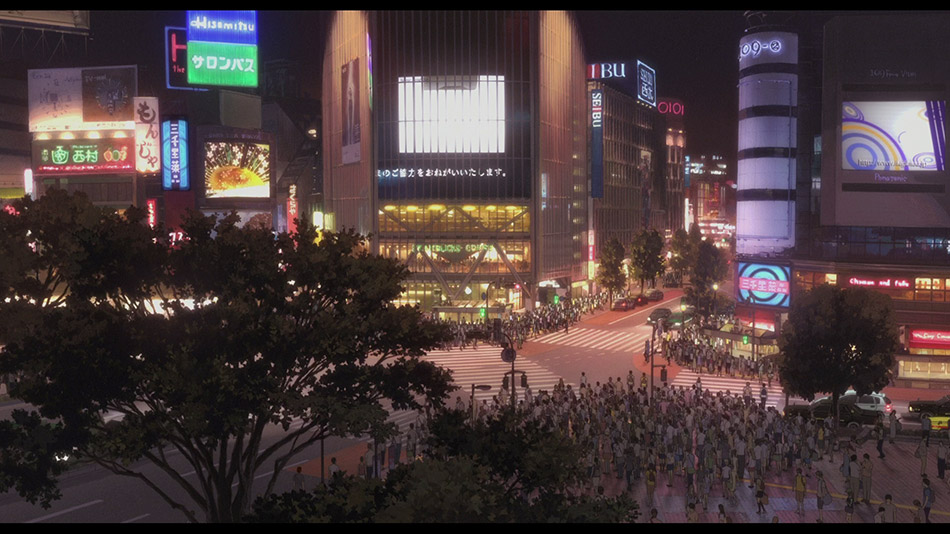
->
<box><xmin>666</xmin><ymin>322</ymin><xmax>778</xmax><ymax>385</ymax></box>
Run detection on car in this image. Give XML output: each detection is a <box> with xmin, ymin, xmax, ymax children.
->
<box><xmin>644</xmin><ymin>289</ymin><xmax>664</xmax><ymax>301</ymax></box>
<box><xmin>813</xmin><ymin>391</ymin><xmax>893</xmax><ymax>415</ymax></box>
<box><xmin>611</xmin><ymin>298</ymin><xmax>635</xmax><ymax>311</ymax></box>
<box><xmin>647</xmin><ymin>307</ymin><xmax>672</xmax><ymax>325</ymax></box>
<box><xmin>783</xmin><ymin>399</ymin><xmax>882</xmax><ymax>428</ymax></box>
<box><xmin>664</xmin><ymin>310</ymin><xmax>694</xmax><ymax>329</ymax></box>
<box><xmin>908</xmin><ymin>394</ymin><xmax>950</xmax><ymax>419</ymax></box>
<box><xmin>633</xmin><ymin>295</ymin><xmax>650</xmax><ymax>306</ymax></box>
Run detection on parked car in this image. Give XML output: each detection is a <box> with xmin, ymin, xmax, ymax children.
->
<box><xmin>647</xmin><ymin>307</ymin><xmax>672</xmax><ymax>325</ymax></box>
<box><xmin>908</xmin><ymin>395</ymin><xmax>950</xmax><ymax>419</ymax></box>
<box><xmin>611</xmin><ymin>298</ymin><xmax>636</xmax><ymax>311</ymax></box>
<box><xmin>644</xmin><ymin>289</ymin><xmax>664</xmax><ymax>301</ymax></box>
<box><xmin>633</xmin><ymin>294</ymin><xmax>650</xmax><ymax>306</ymax></box>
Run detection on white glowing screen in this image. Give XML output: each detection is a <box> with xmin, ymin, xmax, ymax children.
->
<box><xmin>398</xmin><ymin>75</ymin><xmax>505</xmax><ymax>153</ymax></box>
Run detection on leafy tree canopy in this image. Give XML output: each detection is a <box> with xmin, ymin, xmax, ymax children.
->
<box><xmin>595</xmin><ymin>237</ymin><xmax>626</xmax><ymax>302</ymax></box>
<box><xmin>0</xmin><ymin>190</ymin><xmax>455</xmax><ymax>522</ymax></box>
<box><xmin>629</xmin><ymin>229</ymin><xmax>665</xmax><ymax>293</ymax></box>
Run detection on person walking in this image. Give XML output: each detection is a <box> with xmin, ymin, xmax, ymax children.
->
<box><xmin>845</xmin><ymin>488</ymin><xmax>855</xmax><ymax>523</ymax></box>
<box><xmin>816</xmin><ymin>470</ymin><xmax>829</xmax><ymax>523</ymax></box>
<box><xmin>755</xmin><ymin>474</ymin><xmax>768</xmax><ymax>514</ymax></box>
<box><xmin>759</xmin><ymin>383</ymin><xmax>768</xmax><ymax>409</ymax></box>
<box><xmin>292</xmin><ymin>466</ymin><xmax>306</xmax><ymax>491</ymax></box>
<box><xmin>916</xmin><ymin>438</ymin><xmax>929</xmax><ymax>477</ymax></box>
<box><xmin>937</xmin><ymin>440</ymin><xmax>948</xmax><ymax>480</ymax></box>
<box><xmin>860</xmin><ymin>453</ymin><xmax>873</xmax><ymax>504</ymax></box>
<box><xmin>922</xmin><ymin>413</ymin><xmax>933</xmax><ymax>446</ymax></box>
<box><xmin>645</xmin><ymin>463</ymin><xmax>657</xmax><ymax>507</ymax></box>
<box><xmin>888</xmin><ymin>410</ymin><xmax>899</xmax><ymax>444</ymax></box>
<box><xmin>849</xmin><ymin>454</ymin><xmax>861</xmax><ymax>499</ymax></box>
<box><xmin>794</xmin><ymin>467</ymin><xmax>807</xmax><ymax>516</ymax></box>
<box><xmin>923</xmin><ymin>477</ymin><xmax>935</xmax><ymax>523</ymax></box>
<box><xmin>874</xmin><ymin>422</ymin><xmax>886</xmax><ymax>459</ymax></box>
<box><xmin>883</xmin><ymin>494</ymin><xmax>897</xmax><ymax>523</ymax></box>
<box><xmin>357</xmin><ymin>455</ymin><xmax>367</xmax><ymax>480</ymax></box>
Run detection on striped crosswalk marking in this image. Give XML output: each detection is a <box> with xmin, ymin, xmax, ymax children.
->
<box><xmin>668</xmin><ymin>369</ymin><xmax>785</xmax><ymax>408</ymax></box>
<box><xmin>534</xmin><ymin>327</ymin><xmax>651</xmax><ymax>354</ymax></box>
<box><xmin>385</xmin><ymin>346</ymin><xmax>571</xmax><ymax>430</ymax></box>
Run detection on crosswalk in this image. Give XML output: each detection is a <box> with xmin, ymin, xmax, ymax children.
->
<box><xmin>386</xmin><ymin>346</ymin><xmax>570</xmax><ymax>431</ymax></box>
<box><xmin>533</xmin><ymin>327</ymin><xmax>652</xmax><ymax>354</ymax></box>
<box><xmin>668</xmin><ymin>369</ymin><xmax>786</xmax><ymax>408</ymax></box>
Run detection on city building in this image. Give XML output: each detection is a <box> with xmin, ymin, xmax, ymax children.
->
<box><xmin>321</xmin><ymin>11</ymin><xmax>589</xmax><ymax>319</ymax></box>
<box><xmin>659</xmin><ymin>97</ymin><xmax>687</xmax><ymax>237</ymax></box>
<box><xmin>733</xmin><ymin>12</ymin><xmax>950</xmax><ymax>390</ymax></box>
<box><xmin>685</xmin><ymin>153</ymin><xmax>735</xmax><ymax>247</ymax></box>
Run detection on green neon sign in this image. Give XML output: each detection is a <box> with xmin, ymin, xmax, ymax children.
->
<box><xmin>187</xmin><ymin>40</ymin><xmax>258</xmax><ymax>87</ymax></box>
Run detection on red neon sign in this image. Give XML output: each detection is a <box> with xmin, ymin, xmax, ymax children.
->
<box><xmin>146</xmin><ymin>198</ymin><xmax>157</xmax><ymax>228</ymax></box>
<box><xmin>657</xmin><ymin>100</ymin><xmax>685</xmax><ymax>116</ymax></box>
<box><xmin>911</xmin><ymin>330</ymin><xmax>950</xmax><ymax>346</ymax></box>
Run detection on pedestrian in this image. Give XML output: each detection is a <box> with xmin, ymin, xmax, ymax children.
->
<box><xmin>292</xmin><ymin>466</ymin><xmax>306</xmax><ymax>491</ymax></box>
<box><xmin>645</xmin><ymin>463</ymin><xmax>657</xmax><ymax>506</ymax></box>
<box><xmin>849</xmin><ymin>454</ymin><xmax>860</xmax><ymax>498</ymax></box>
<box><xmin>937</xmin><ymin>440</ymin><xmax>948</xmax><ymax>480</ymax></box>
<box><xmin>364</xmin><ymin>442</ymin><xmax>376</xmax><ymax>479</ymax></box>
<box><xmin>686</xmin><ymin>502</ymin><xmax>699</xmax><ymax>523</ymax></box>
<box><xmin>759</xmin><ymin>383</ymin><xmax>768</xmax><ymax>409</ymax></box>
<box><xmin>916</xmin><ymin>438</ymin><xmax>929</xmax><ymax>476</ymax></box>
<box><xmin>860</xmin><ymin>453</ymin><xmax>873</xmax><ymax>504</ymax></box>
<box><xmin>888</xmin><ymin>410</ymin><xmax>899</xmax><ymax>444</ymax></box>
<box><xmin>923</xmin><ymin>413</ymin><xmax>933</xmax><ymax>446</ymax></box>
<box><xmin>718</xmin><ymin>503</ymin><xmax>727</xmax><ymax>523</ymax></box>
<box><xmin>845</xmin><ymin>488</ymin><xmax>855</xmax><ymax>523</ymax></box>
<box><xmin>357</xmin><ymin>455</ymin><xmax>367</xmax><ymax>479</ymax></box>
<box><xmin>883</xmin><ymin>494</ymin><xmax>897</xmax><ymax>523</ymax></box>
<box><xmin>913</xmin><ymin>499</ymin><xmax>924</xmax><ymax>523</ymax></box>
<box><xmin>873</xmin><ymin>506</ymin><xmax>886</xmax><ymax>523</ymax></box>
<box><xmin>327</xmin><ymin>457</ymin><xmax>342</xmax><ymax>487</ymax></box>
<box><xmin>794</xmin><ymin>467</ymin><xmax>807</xmax><ymax>515</ymax></box>
<box><xmin>755</xmin><ymin>475</ymin><xmax>768</xmax><ymax>514</ymax></box>
<box><xmin>874</xmin><ymin>422</ymin><xmax>886</xmax><ymax>459</ymax></box>
<box><xmin>923</xmin><ymin>478</ymin><xmax>934</xmax><ymax>523</ymax></box>
<box><xmin>816</xmin><ymin>470</ymin><xmax>829</xmax><ymax>523</ymax></box>
<box><xmin>649</xmin><ymin>508</ymin><xmax>662</xmax><ymax>523</ymax></box>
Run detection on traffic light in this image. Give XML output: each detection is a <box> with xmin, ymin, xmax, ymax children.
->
<box><xmin>503</xmin><ymin>375</ymin><xmax>509</xmax><ymax>389</ymax></box>
<box><xmin>492</xmin><ymin>318</ymin><xmax>503</xmax><ymax>343</ymax></box>
<box><xmin>554</xmin><ymin>295</ymin><xmax>560</xmax><ymax>305</ymax></box>
<box><xmin>742</xmin><ymin>334</ymin><xmax>750</xmax><ymax>344</ymax></box>
<box><xmin>479</xmin><ymin>307</ymin><xmax>487</xmax><ymax>319</ymax></box>
<box><xmin>660</xmin><ymin>367</ymin><xmax>668</xmax><ymax>382</ymax></box>
<box><xmin>520</xmin><ymin>372</ymin><xmax>528</xmax><ymax>388</ymax></box>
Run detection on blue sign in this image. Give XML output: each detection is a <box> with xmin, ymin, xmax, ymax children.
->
<box><xmin>162</xmin><ymin>119</ymin><xmax>189</xmax><ymax>190</ymax></box>
<box><xmin>637</xmin><ymin>60</ymin><xmax>656</xmax><ymax>108</ymax></box>
<box><xmin>736</xmin><ymin>262</ymin><xmax>791</xmax><ymax>308</ymax></box>
<box><xmin>187</xmin><ymin>10</ymin><xmax>257</xmax><ymax>46</ymax></box>
<box><xmin>591</xmin><ymin>89</ymin><xmax>604</xmax><ymax>199</ymax></box>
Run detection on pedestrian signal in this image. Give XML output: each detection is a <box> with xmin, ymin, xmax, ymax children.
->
<box><xmin>742</xmin><ymin>334</ymin><xmax>750</xmax><ymax>344</ymax></box>
<box><xmin>554</xmin><ymin>295</ymin><xmax>560</xmax><ymax>305</ymax></box>
<box><xmin>660</xmin><ymin>368</ymin><xmax>668</xmax><ymax>382</ymax></box>
<box><xmin>520</xmin><ymin>373</ymin><xmax>528</xmax><ymax>388</ymax></box>
<box><xmin>503</xmin><ymin>375</ymin><xmax>509</xmax><ymax>389</ymax></box>
<box><xmin>480</xmin><ymin>307</ymin><xmax>487</xmax><ymax>318</ymax></box>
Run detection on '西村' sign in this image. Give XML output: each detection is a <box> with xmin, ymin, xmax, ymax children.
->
<box><xmin>32</xmin><ymin>136</ymin><xmax>135</xmax><ymax>175</ymax></box>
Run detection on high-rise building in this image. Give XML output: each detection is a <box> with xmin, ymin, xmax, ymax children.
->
<box><xmin>686</xmin><ymin>154</ymin><xmax>734</xmax><ymax>247</ymax></box>
<box><xmin>321</xmin><ymin>11</ymin><xmax>588</xmax><ymax>319</ymax></box>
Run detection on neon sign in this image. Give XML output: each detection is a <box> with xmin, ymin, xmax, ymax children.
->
<box><xmin>739</xmin><ymin>38</ymin><xmax>783</xmax><ymax>59</ymax></box>
<box><xmin>587</xmin><ymin>63</ymin><xmax>626</xmax><ymax>80</ymax></box>
<box><xmin>736</xmin><ymin>262</ymin><xmax>791</xmax><ymax>308</ymax></box>
<box><xmin>187</xmin><ymin>10</ymin><xmax>257</xmax><ymax>46</ymax></box>
<box><xmin>146</xmin><ymin>198</ymin><xmax>157</xmax><ymax>229</ymax></box>
<box><xmin>658</xmin><ymin>100</ymin><xmax>684</xmax><ymax>116</ymax></box>
<box><xmin>911</xmin><ymin>330</ymin><xmax>950</xmax><ymax>346</ymax></box>
<box><xmin>287</xmin><ymin>184</ymin><xmax>298</xmax><ymax>234</ymax></box>
<box><xmin>162</xmin><ymin>119</ymin><xmax>189</xmax><ymax>190</ymax></box>
<box><xmin>636</xmin><ymin>60</ymin><xmax>656</xmax><ymax>108</ymax></box>
<box><xmin>846</xmin><ymin>276</ymin><xmax>911</xmax><ymax>288</ymax></box>
<box><xmin>33</xmin><ymin>137</ymin><xmax>134</xmax><ymax>175</ymax></box>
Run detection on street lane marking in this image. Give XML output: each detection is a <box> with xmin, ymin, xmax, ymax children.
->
<box><xmin>25</xmin><ymin>499</ymin><xmax>103</xmax><ymax>523</ymax></box>
<box><xmin>121</xmin><ymin>514</ymin><xmax>150</xmax><ymax>523</ymax></box>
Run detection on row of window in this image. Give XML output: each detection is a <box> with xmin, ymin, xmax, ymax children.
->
<box><xmin>795</xmin><ymin>271</ymin><xmax>950</xmax><ymax>302</ymax></box>
<box><xmin>378</xmin><ymin>204</ymin><xmax>530</xmax><ymax>234</ymax></box>
<box><xmin>380</xmin><ymin>239</ymin><xmax>531</xmax><ymax>275</ymax></box>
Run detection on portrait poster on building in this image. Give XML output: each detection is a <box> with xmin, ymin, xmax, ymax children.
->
<box><xmin>342</xmin><ymin>58</ymin><xmax>361</xmax><ymax>164</ymax></box>
<box><xmin>81</xmin><ymin>66</ymin><xmax>136</xmax><ymax>123</ymax></box>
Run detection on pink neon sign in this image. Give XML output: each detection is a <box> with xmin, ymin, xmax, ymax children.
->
<box><xmin>738</xmin><ymin>276</ymin><xmax>789</xmax><ymax>295</ymax></box>
<box><xmin>847</xmin><ymin>276</ymin><xmax>910</xmax><ymax>288</ymax></box>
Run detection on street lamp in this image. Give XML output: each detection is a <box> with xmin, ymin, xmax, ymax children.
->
<box><xmin>712</xmin><ymin>282</ymin><xmax>719</xmax><ymax>323</ymax></box>
<box><xmin>471</xmin><ymin>384</ymin><xmax>492</xmax><ymax>422</ymax></box>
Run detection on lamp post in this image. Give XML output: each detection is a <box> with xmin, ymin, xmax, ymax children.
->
<box><xmin>471</xmin><ymin>384</ymin><xmax>492</xmax><ymax>422</ymax></box>
<box><xmin>712</xmin><ymin>282</ymin><xmax>719</xmax><ymax>324</ymax></box>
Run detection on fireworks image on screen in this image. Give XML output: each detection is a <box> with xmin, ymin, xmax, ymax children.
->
<box><xmin>204</xmin><ymin>141</ymin><xmax>271</xmax><ymax>198</ymax></box>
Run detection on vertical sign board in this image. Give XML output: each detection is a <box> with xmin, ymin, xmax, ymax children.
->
<box><xmin>146</xmin><ymin>198</ymin><xmax>158</xmax><ymax>228</ymax></box>
<box><xmin>134</xmin><ymin>97</ymin><xmax>160</xmax><ymax>174</ymax></box>
<box><xmin>342</xmin><ymin>58</ymin><xmax>361</xmax><ymax>164</ymax></box>
<box><xmin>636</xmin><ymin>60</ymin><xmax>656</xmax><ymax>108</ymax></box>
<box><xmin>165</xmin><ymin>27</ymin><xmax>207</xmax><ymax>91</ymax></box>
<box><xmin>590</xmin><ymin>89</ymin><xmax>604</xmax><ymax>198</ymax></box>
<box><xmin>286</xmin><ymin>184</ymin><xmax>298</xmax><ymax>234</ymax></box>
<box><xmin>162</xmin><ymin>119</ymin><xmax>189</xmax><ymax>190</ymax></box>
<box><xmin>186</xmin><ymin>11</ymin><xmax>258</xmax><ymax>88</ymax></box>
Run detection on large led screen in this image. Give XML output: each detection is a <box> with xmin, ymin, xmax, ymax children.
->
<box><xmin>203</xmin><ymin>141</ymin><xmax>271</xmax><ymax>198</ymax></box>
<box><xmin>842</xmin><ymin>101</ymin><xmax>946</xmax><ymax>172</ymax></box>
<box><xmin>736</xmin><ymin>262</ymin><xmax>791</xmax><ymax>308</ymax></box>
<box><xmin>398</xmin><ymin>75</ymin><xmax>505</xmax><ymax>153</ymax></box>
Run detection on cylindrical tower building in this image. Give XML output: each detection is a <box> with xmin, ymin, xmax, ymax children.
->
<box><xmin>736</xmin><ymin>25</ymin><xmax>798</xmax><ymax>256</ymax></box>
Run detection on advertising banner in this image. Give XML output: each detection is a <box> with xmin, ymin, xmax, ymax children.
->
<box><xmin>28</xmin><ymin>66</ymin><xmax>138</xmax><ymax>132</ymax></box>
<box><xmin>736</xmin><ymin>262</ymin><xmax>791</xmax><ymax>308</ymax></box>
<box><xmin>0</xmin><ymin>10</ymin><xmax>89</xmax><ymax>31</ymax></box>
<box><xmin>342</xmin><ymin>58</ymin><xmax>361</xmax><ymax>164</ymax></box>
<box><xmin>199</xmin><ymin>126</ymin><xmax>273</xmax><ymax>200</ymax></box>
<box><xmin>186</xmin><ymin>40</ymin><xmax>258</xmax><ymax>88</ymax></box>
<box><xmin>134</xmin><ymin>97</ymin><xmax>160</xmax><ymax>174</ymax></box>
<box><xmin>165</xmin><ymin>27</ymin><xmax>207</xmax><ymax>92</ymax></box>
<box><xmin>187</xmin><ymin>10</ymin><xmax>257</xmax><ymax>46</ymax></box>
<box><xmin>32</xmin><ymin>136</ymin><xmax>135</xmax><ymax>175</ymax></box>
<box><xmin>590</xmin><ymin>89</ymin><xmax>604</xmax><ymax>198</ymax></box>
<box><xmin>162</xmin><ymin>119</ymin><xmax>189</xmax><ymax>190</ymax></box>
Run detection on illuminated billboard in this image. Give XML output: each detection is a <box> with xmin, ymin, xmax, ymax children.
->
<box><xmin>736</xmin><ymin>262</ymin><xmax>791</xmax><ymax>308</ymax></box>
<box><xmin>187</xmin><ymin>40</ymin><xmax>258</xmax><ymax>88</ymax></box>
<box><xmin>187</xmin><ymin>10</ymin><xmax>257</xmax><ymax>46</ymax></box>
<box><xmin>203</xmin><ymin>140</ymin><xmax>271</xmax><ymax>199</ymax></box>
<box><xmin>162</xmin><ymin>119</ymin><xmax>189</xmax><ymax>190</ymax></box>
<box><xmin>342</xmin><ymin>58</ymin><xmax>361</xmax><ymax>164</ymax></box>
<box><xmin>636</xmin><ymin>60</ymin><xmax>656</xmax><ymax>108</ymax></box>
<box><xmin>28</xmin><ymin>66</ymin><xmax>138</xmax><ymax>132</ymax></box>
<box><xmin>590</xmin><ymin>89</ymin><xmax>604</xmax><ymax>198</ymax></box>
<box><xmin>32</xmin><ymin>136</ymin><xmax>135</xmax><ymax>175</ymax></box>
<box><xmin>397</xmin><ymin>75</ymin><xmax>505</xmax><ymax>153</ymax></box>
<box><xmin>842</xmin><ymin>101</ymin><xmax>946</xmax><ymax>172</ymax></box>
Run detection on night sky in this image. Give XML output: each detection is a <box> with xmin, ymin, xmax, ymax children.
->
<box><xmin>86</xmin><ymin>10</ymin><xmax>853</xmax><ymax>159</ymax></box>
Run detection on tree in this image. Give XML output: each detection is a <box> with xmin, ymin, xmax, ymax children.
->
<box><xmin>667</xmin><ymin>228</ymin><xmax>693</xmax><ymax>283</ymax></box>
<box><xmin>595</xmin><ymin>237</ymin><xmax>626</xmax><ymax>305</ymax></box>
<box><xmin>683</xmin><ymin>239</ymin><xmax>727</xmax><ymax>316</ymax></box>
<box><xmin>0</xmin><ymin>190</ymin><xmax>455</xmax><ymax>522</ymax></box>
<box><xmin>778</xmin><ymin>284</ymin><xmax>900</xmax><ymax>428</ymax></box>
<box><xmin>629</xmin><ymin>229</ymin><xmax>665</xmax><ymax>293</ymax></box>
